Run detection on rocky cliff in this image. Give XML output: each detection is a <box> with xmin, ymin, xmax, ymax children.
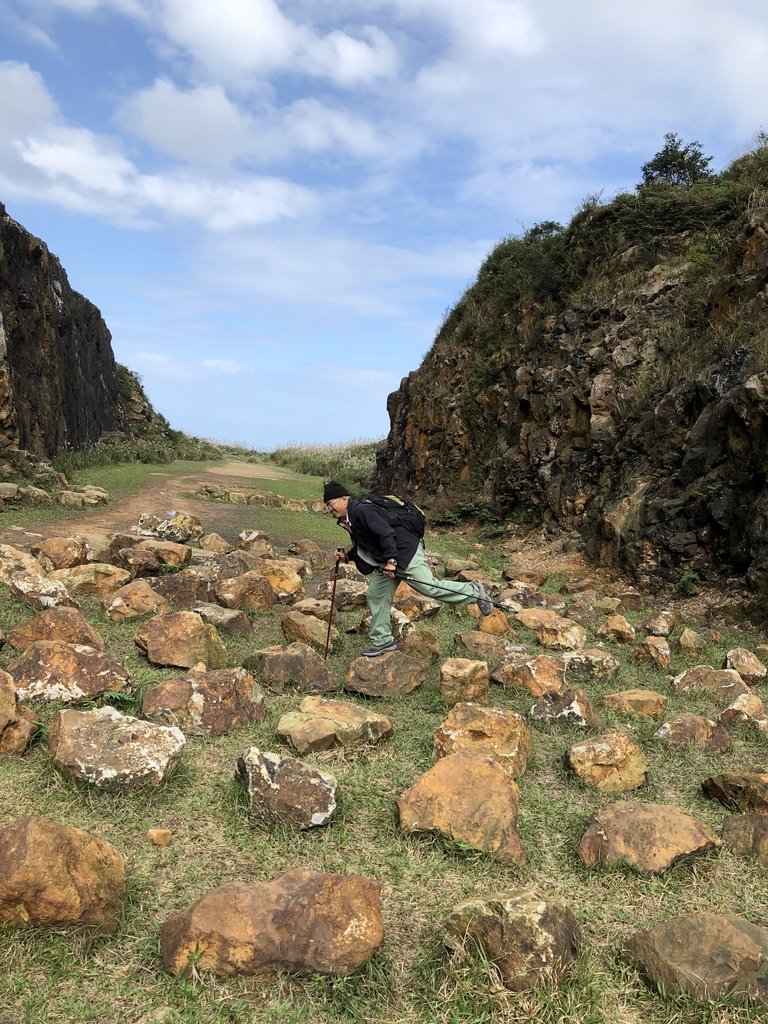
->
<box><xmin>375</xmin><ymin>145</ymin><xmax>768</xmax><ymax>589</ymax></box>
<box><xmin>0</xmin><ymin>201</ymin><xmax>158</xmax><ymax>461</ymax></box>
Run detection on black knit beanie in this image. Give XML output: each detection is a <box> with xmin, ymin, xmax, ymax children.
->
<box><xmin>323</xmin><ymin>481</ymin><xmax>351</xmax><ymax>502</ymax></box>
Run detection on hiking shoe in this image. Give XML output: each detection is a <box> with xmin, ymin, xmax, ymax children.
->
<box><xmin>361</xmin><ymin>640</ymin><xmax>398</xmax><ymax>657</ymax></box>
<box><xmin>474</xmin><ymin>582</ymin><xmax>494</xmax><ymax>616</ymax></box>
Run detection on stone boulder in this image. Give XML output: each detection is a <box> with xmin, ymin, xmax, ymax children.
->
<box><xmin>393</xmin><ymin>582</ymin><xmax>441</xmax><ymax>621</ymax></box>
<box><xmin>287</xmin><ymin>538</ymin><xmax>326</xmax><ymax>569</ymax></box>
<box><xmin>200</xmin><ymin>532</ymin><xmax>233</xmax><ymax>553</ymax></box>
<box><xmin>537</xmin><ymin>617</ymin><xmax>587</xmax><ymax>651</ymax></box>
<box><xmin>0</xmin><ymin>816</ymin><xmax>125</xmax><ymax>932</ymax></box>
<box><xmin>719</xmin><ymin>692</ymin><xmax>768</xmax><ymax>732</ymax></box>
<box><xmin>455</xmin><ymin>632</ymin><xmax>521</xmax><ymax>664</ymax></box>
<box><xmin>652</xmin><ymin>714</ymin><xmax>730</xmax><ymax>753</ymax></box>
<box><xmin>567</xmin><ymin>730</ymin><xmax>647</xmax><ymax>793</ymax></box>
<box><xmin>439</xmin><ymin>658</ymin><xmax>489</xmax><ymax>704</ymax></box>
<box><xmin>397</xmin><ymin>751</ymin><xmax>526</xmax><ymax>864</ymax></box>
<box><xmin>398</xmin><ymin>630</ymin><xmax>441</xmax><ymax>665</ymax></box>
<box><xmin>444</xmin><ymin>890</ymin><xmax>582</xmax><ymax>992</ymax></box>
<box><xmin>160</xmin><ymin>870</ymin><xmax>383</xmax><ymax>978</ymax></box>
<box><xmin>345</xmin><ymin>651</ymin><xmax>428</xmax><ymax>697</ymax></box>
<box><xmin>515</xmin><ymin>607</ymin><xmax>561</xmax><ymax>630</ymax></box>
<box><xmin>319</xmin><ymin>578</ymin><xmax>367</xmax><ymax>610</ymax></box>
<box><xmin>722</xmin><ymin>815</ymin><xmax>768</xmax><ymax>867</ymax></box>
<box><xmin>678</xmin><ymin>627</ymin><xmax>707</xmax><ymax>657</ymax></box>
<box><xmin>135</xmin><ymin>611</ymin><xmax>228</xmax><ymax>669</ymax></box>
<box><xmin>466</xmin><ymin>605</ymin><xmax>510</xmax><ymax>635</ymax></box>
<box><xmin>275</xmin><ymin>696</ymin><xmax>393</xmax><ymax>754</ymax></box>
<box><xmin>30</xmin><ymin>536</ymin><xmax>89</xmax><ymax>571</ymax></box>
<box><xmin>8</xmin><ymin>605</ymin><xmax>104</xmax><ymax>651</ymax></box>
<box><xmin>114</xmin><ymin>545</ymin><xmax>163</xmax><ymax>576</ymax></box>
<box><xmin>625</xmin><ymin>912</ymin><xmax>768</xmax><ymax>1004</ymax></box>
<box><xmin>215</xmin><ymin>571</ymin><xmax>276</xmax><ymax>612</ymax></box>
<box><xmin>238</xmin><ymin>531</ymin><xmax>275</xmax><ymax>558</ymax></box>
<box><xmin>281</xmin><ymin>610</ymin><xmax>338</xmax><ymax>654</ymax></box>
<box><xmin>49</xmin><ymin>707</ymin><xmax>185</xmax><ymax>787</ymax></box>
<box><xmin>192</xmin><ymin>603</ymin><xmax>253</xmax><ymax>633</ymax></box>
<box><xmin>142</xmin><ymin>667</ymin><xmax>265</xmax><ymax>737</ymax></box>
<box><xmin>702</xmin><ymin>770</ymin><xmax>768</xmax><ymax>813</ymax></box>
<box><xmin>7</xmin><ymin>640</ymin><xmax>130</xmax><ymax>703</ymax></box>
<box><xmin>137</xmin><ymin>510</ymin><xmax>203</xmax><ymax>544</ymax></box>
<box><xmin>530</xmin><ymin>688</ymin><xmax>603</xmax><ymax>728</ymax></box>
<box><xmin>672</xmin><ymin>665</ymin><xmax>749</xmax><ymax>698</ymax></box>
<box><xmin>242</xmin><ymin>643</ymin><xmax>334</xmax><ymax>695</ymax></box>
<box><xmin>248</xmin><ymin>558</ymin><xmax>304</xmax><ymax>603</ymax></box>
<box><xmin>642</xmin><ymin>609</ymin><xmax>679</xmax><ymax>636</ymax></box>
<box><xmin>102</xmin><ymin>579</ymin><xmax>173</xmax><ymax>621</ymax></box>
<box><xmin>724</xmin><ymin>648</ymin><xmax>767</xmax><ymax>687</ymax></box>
<box><xmin>561</xmin><ymin>648</ymin><xmax>620</xmax><ymax>681</ymax></box>
<box><xmin>7</xmin><ymin>571</ymin><xmax>79</xmax><ymax>610</ymax></box>
<box><xmin>577</xmin><ymin>801</ymin><xmax>722</xmax><ymax>873</ymax></box>
<box><xmin>149</xmin><ymin>569</ymin><xmax>214</xmax><ymax>608</ymax></box>
<box><xmin>0</xmin><ymin>670</ymin><xmax>38</xmax><ymax>754</ymax></box>
<box><xmin>491</xmin><ymin>653</ymin><xmax>565</xmax><ymax>696</ymax></box>
<box><xmin>236</xmin><ymin>748</ymin><xmax>337</xmax><ymax>829</ymax></box>
<box><xmin>603</xmin><ymin>689</ymin><xmax>668</xmax><ymax>718</ymax></box>
<box><xmin>48</xmin><ymin>563</ymin><xmax>131</xmax><ymax>598</ymax></box>
<box><xmin>0</xmin><ymin>544</ymin><xmax>45</xmax><ymax>582</ymax></box>
<box><xmin>631</xmin><ymin>635</ymin><xmax>670</xmax><ymax>671</ymax></box>
<box><xmin>596</xmin><ymin>614</ymin><xmax>636</xmax><ymax>644</ymax></box>
<box><xmin>433</xmin><ymin>703</ymin><xmax>532</xmax><ymax>777</ymax></box>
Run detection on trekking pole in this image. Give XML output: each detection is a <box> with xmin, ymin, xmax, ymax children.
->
<box><xmin>323</xmin><ymin>553</ymin><xmax>342</xmax><ymax>660</ymax></box>
<box><xmin>391</xmin><ymin>570</ymin><xmax>503</xmax><ymax>611</ymax></box>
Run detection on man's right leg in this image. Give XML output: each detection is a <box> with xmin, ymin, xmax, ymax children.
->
<box><xmin>365</xmin><ymin>571</ymin><xmax>398</xmax><ymax>647</ymax></box>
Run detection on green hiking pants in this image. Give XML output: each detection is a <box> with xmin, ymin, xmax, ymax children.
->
<box><xmin>366</xmin><ymin>543</ymin><xmax>478</xmax><ymax>646</ymax></box>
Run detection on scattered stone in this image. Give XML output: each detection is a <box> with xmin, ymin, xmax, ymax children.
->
<box><xmin>398</xmin><ymin>630</ymin><xmax>441</xmax><ymax>665</ymax></box>
<box><xmin>8</xmin><ymin>605</ymin><xmax>104</xmax><ymax>651</ymax></box>
<box><xmin>149</xmin><ymin>569</ymin><xmax>214</xmax><ymax>608</ymax></box>
<box><xmin>606</xmin><ymin>584</ymin><xmax>644</xmax><ymax>610</ymax></box>
<box><xmin>444</xmin><ymin>890</ymin><xmax>582</xmax><ymax>992</ymax></box>
<box><xmin>632</xmin><ymin>635</ymin><xmax>671</xmax><ymax>671</ymax></box>
<box><xmin>0</xmin><ymin>670</ymin><xmax>38</xmax><ymax>754</ymax></box>
<box><xmin>678</xmin><ymin>627</ymin><xmax>708</xmax><ymax>657</ymax></box>
<box><xmin>345</xmin><ymin>651</ymin><xmax>428</xmax><ymax>697</ymax></box>
<box><xmin>653</xmin><ymin>713</ymin><xmax>730</xmax><ymax>753</ymax></box>
<box><xmin>135</xmin><ymin>611</ymin><xmax>228</xmax><ymax>669</ymax></box>
<box><xmin>455</xmin><ymin>632</ymin><xmax>521</xmax><ymax>664</ymax></box>
<box><xmin>142</xmin><ymin>667</ymin><xmax>265</xmax><ymax>737</ymax></box>
<box><xmin>148</xmin><ymin>829</ymin><xmax>173</xmax><ymax>847</ymax></box>
<box><xmin>192</xmin><ymin>602</ymin><xmax>253</xmax><ymax>633</ymax></box>
<box><xmin>248</xmin><ymin>558</ymin><xmax>304</xmax><ymax>603</ymax></box>
<box><xmin>275</xmin><ymin>696</ymin><xmax>393</xmax><ymax>754</ymax></box>
<box><xmin>642</xmin><ymin>609</ymin><xmax>679</xmax><ymax>636</ymax></box>
<box><xmin>530</xmin><ymin>688</ymin><xmax>604</xmax><ymax>728</ymax></box>
<box><xmin>136</xmin><ymin>539</ymin><xmax>193</xmax><ymax>568</ymax></box>
<box><xmin>397</xmin><ymin>751</ymin><xmax>526</xmax><ymax>864</ymax></box>
<box><xmin>0</xmin><ymin>544</ymin><xmax>45</xmax><ymax>582</ymax></box>
<box><xmin>702</xmin><ymin>769</ymin><xmax>768</xmax><ymax>813</ymax></box>
<box><xmin>115</xmin><ymin>546</ymin><xmax>163</xmax><ymax>576</ymax></box>
<box><xmin>722</xmin><ymin>815</ymin><xmax>768</xmax><ymax>866</ymax></box>
<box><xmin>433</xmin><ymin>703</ymin><xmax>532</xmax><ymax>777</ymax></box>
<box><xmin>537</xmin><ymin>617</ymin><xmax>587</xmax><ymax>651</ymax></box>
<box><xmin>30</xmin><ymin>536</ymin><xmax>88</xmax><ymax>571</ymax></box>
<box><xmin>102</xmin><ymin>579</ymin><xmax>174</xmax><ymax>621</ymax></box>
<box><xmin>594</xmin><ymin>597</ymin><xmax>622</xmax><ymax>614</ymax></box>
<box><xmin>515</xmin><ymin>607</ymin><xmax>560</xmax><ymax>630</ymax></box>
<box><xmin>603</xmin><ymin>689</ymin><xmax>668</xmax><ymax>718</ymax></box>
<box><xmin>243</xmin><ymin>642</ymin><xmax>334</xmax><ymax>695</ymax></box>
<box><xmin>281</xmin><ymin>610</ymin><xmax>338</xmax><ymax>654</ymax></box>
<box><xmin>136</xmin><ymin>510</ymin><xmax>203</xmax><ymax>544</ymax></box>
<box><xmin>160</xmin><ymin>870</ymin><xmax>383</xmax><ymax>978</ymax></box>
<box><xmin>672</xmin><ymin>665</ymin><xmax>749</xmax><ymax>698</ymax></box>
<box><xmin>238</xmin><ymin>531</ymin><xmax>275</xmax><ymax>558</ymax></box>
<box><xmin>0</xmin><ymin>816</ymin><xmax>125</xmax><ymax>932</ymax></box>
<box><xmin>292</xmin><ymin>598</ymin><xmax>332</xmax><ymax>620</ymax></box>
<box><xmin>7</xmin><ymin>571</ymin><xmax>79</xmax><ymax>610</ymax></box>
<box><xmin>562</xmin><ymin>648</ymin><xmax>621</xmax><ymax>681</ymax></box>
<box><xmin>439</xmin><ymin>658</ymin><xmax>489</xmax><ymax>704</ymax></box>
<box><xmin>596</xmin><ymin>614</ymin><xmax>636</xmax><ymax>644</ymax></box>
<box><xmin>567</xmin><ymin>730</ymin><xmax>648</xmax><ymax>793</ymax></box>
<box><xmin>577</xmin><ymin>800</ymin><xmax>722</xmax><ymax>873</ymax></box>
<box><xmin>49</xmin><ymin>707</ymin><xmax>185</xmax><ymax>787</ymax></box>
<box><xmin>48</xmin><ymin>563</ymin><xmax>131</xmax><ymax>598</ymax></box>
<box><xmin>287</xmin><ymin>538</ymin><xmax>326</xmax><ymax>570</ymax></box>
<box><xmin>199</xmin><ymin>532</ymin><xmax>233</xmax><ymax>553</ymax></box>
<box><xmin>491</xmin><ymin>653</ymin><xmax>566</xmax><ymax>696</ymax></box>
<box><xmin>719</xmin><ymin>692</ymin><xmax>768</xmax><ymax>732</ymax></box>
<box><xmin>236</xmin><ymin>748</ymin><xmax>337</xmax><ymax>829</ymax></box>
<box><xmin>625</xmin><ymin>912</ymin><xmax>768</xmax><ymax>1004</ymax></box>
<box><xmin>466</xmin><ymin>605</ymin><xmax>510</xmax><ymax>635</ymax></box>
<box><xmin>7</xmin><ymin>640</ymin><xmax>130</xmax><ymax>703</ymax></box>
<box><xmin>321</xmin><ymin>578</ymin><xmax>367</xmax><ymax>610</ymax></box>
<box><xmin>215</xmin><ymin>570</ymin><xmax>276</xmax><ymax>612</ymax></box>
<box><xmin>724</xmin><ymin>648</ymin><xmax>767</xmax><ymax>687</ymax></box>
<box><xmin>394</xmin><ymin>582</ymin><xmax>441</xmax><ymax>621</ymax></box>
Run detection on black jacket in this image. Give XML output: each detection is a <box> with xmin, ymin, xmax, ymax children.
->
<box><xmin>340</xmin><ymin>498</ymin><xmax>421</xmax><ymax>575</ymax></box>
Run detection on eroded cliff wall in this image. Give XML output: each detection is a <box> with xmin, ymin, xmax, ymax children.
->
<box><xmin>0</xmin><ymin>201</ymin><xmax>122</xmax><ymax>458</ymax></box>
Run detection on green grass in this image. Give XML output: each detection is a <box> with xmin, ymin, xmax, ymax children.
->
<box><xmin>1</xmin><ymin>497</ymin><xmax>767</xmax><ymax>1023</ymax></box>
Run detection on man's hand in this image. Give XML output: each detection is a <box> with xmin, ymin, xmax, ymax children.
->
<box><xmin>382</xmin><ymin>558</ymin><xmax>397</xmax><ymax>578</ymax></box>
<box><xmin>335</xmin><ymin>548</ymin><xmax>348</xmax><ymax>563</ymax></box>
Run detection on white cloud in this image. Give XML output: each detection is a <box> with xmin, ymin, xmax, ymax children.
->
<box><xmin>0</xmin><ymin>62</ymin><xmax>57</xmax><ymax>136</ymax></box>
<box><xmin>200</xmin><ymin>358</ymin><xmax>256</xmax><ymax>375</ymax></box>
<box><xmin>132</xmin><ymin>351</ymin><xmax>256</xmax><ymax>379</ymax></box>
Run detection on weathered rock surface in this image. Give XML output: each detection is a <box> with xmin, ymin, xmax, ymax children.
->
<box><xmin>631</xmin><ymin>635</ymin><xmax>671</xmax><ymax>670</ymax></box>
<box><xmin>397</xmin><ymin>751</ymin><xmax>526</xmax><ymax>863</ymax></box>
<box><xmin>719</xmin><ymin>692</ymin><xmax>768</xmax><ymax>732</ymax></box>
<box><xmin>434</xmin><ymin>702</ymin><xmax>531</xmax><ymax>777</ymax></box>
<box><xmin>530</xmin><ymin>687</ymin><xmax>603</xmax><ymax>728</ymax></box>
<box><xmin>7</xmin><ymin>640</ymin><xmax>130</xmax><ymax>703</ymax></box>
<box><xmin>160</xmin><ymin>870</ymin><xmax>383</xmax><ymax>977</ymax></box>
<box><xmin>722</xmin><ymin>814</ymin><xmax>768</xmax><ymax>866</ymax></box>
<box><xmin>236</xmin><ymin>748</ymin><xmax>337</xmax><ymax>828</ymax></box>
<box><xmin>7</xmin><ymin>605</ymin><xmax>104</xmax><ymax>651</ymax></box>
<box><xmin>215</xmin><ymin>570</ymin><xmax>276</xmax><ymax>612</ymax></box>
<box><xmin>30</xmin><ymin>536</ymin><xmax>88</xmax><ymax>571</ymax></box>
<box><xmin>537</xmin><ymin>617</ymin><xmax>587</xmax><ymax>651</ymax></box>
<box><xmin>625</xmin><ymin>912</ymin><xmax>768</xmax><ymax>1004</ymax></box>
<box><xmin>724</xmin><ymin>647</ymin><xmax>767</xmax><ymax>686</ymax></box>
<box><xmin>444</xmin><ymin>890</ymin><xmax>582</xmax><ymax>992</ymax></box>
<box><xmin>135</xmin><ymin>611</ymin><xmax>228</xmax><ymax>669</ymax></box>
<box><xmin>275</xmin><ymin>696</ymin><xmax>393</xmax><ymax>754</ymax></box>
<box><xmin>439</xmin><ymin>658</ymin><xmax>489</xmax><ymax>704</ymax></box>
<box><xmin>142</xmin><ymin>667</ymin><xmax>265</xmax><ymax>737</ymax></box>
<box><xmin>0</xmin><ymin>544</ymin><xmax>45</xmax><ymax>582</ymax></box>
<box><xmin>652</xmin><ymin>713</ymin><xmax>730</xmax><ymax>753</ymax></box>
<box><xmin>603</xmin><ymin>689</ymin><xmax>668</xmax><ymax>718</ymax></box>
<box><xmin>7</xmin><ymin>570</ymin><xmax>78</xmax><ymax>610</ymax></box>
<box><xmin>455</xmin><ymin>631</ymin><xmax>520</xmax><ymax>664</ymax></box>
<box><xmin>0</xmin><ymin>669</ymin><xmax>38</xmax><ymax>754</ymax></box>
<box><xmin>148</xmin><ymin>569</ymin><xmax>214</xmax><ymax>608</ymax></box>
<box><xmin>702</xmin><ymin>770</ymin><xmax>768</xmax><ymax>813</ymax></box>
<box><xmin>562</xmin><ymin>647</ymin><xmax>620</xmax><ymax>681</ymax></box>
<box><xmin>491</xmin><ymin>653</ymin><xmax>565</xmax><ymax>695</ymax></box>
<box><xmin>48</xmin><ymin>563</ymin><xmax>131</xmax><ymax>597</ymax></box>
<box><xmin>672</xmin><ymin>665</ymin><xmax>749</xmax><ymax>697</ymax></box>
<box><xmin>577</xmin><ymin>801</ymin><xmax>722</xmax><ymax>873</ymax></box>
<box><xmin>596</xmin><ymin>614</ymin><xmax>636</xmax><ymax>644</ymax></box>
<box><xmin>136</xmin><ymin>511</ymin><xmax>202</xmax><ymax>544</ymax></box>
<box><xmin>0</xmin><ymin>816</ymin><xmax>125</xmax><ymax>932</ymax></box>
<box><xmin>242</xmin><ymin>642</ymin><xmax>334</xmax><ymax>695</ymax></box>
<box><xmin>281</xmin><ymin>610</ymin><xmax>338</xmax><ymax>653</ymax></box>
<box><xmin>49</xmin><ymin>707</ymin><xmax>185</xmax><ymax>787</ymax></box>
<box><xmin>345</xmin><ymin>651</ymin><xmax>428</xmax><ymax>697</ymax></box>
<box><xmin>567</xmin><ymin>730</ymin><xmax>647</xmax><ymax>792</ymax></box>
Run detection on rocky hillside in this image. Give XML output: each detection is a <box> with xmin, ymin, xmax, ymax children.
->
<box><xmin>376</xmin><ymin>142</ymin><xmax>768</xmax><ymax>590</ymax></box>
<box><xmin>0</xmin><ymin>201</ymin><xmax>163</xmax><ymax>461</ymax></box>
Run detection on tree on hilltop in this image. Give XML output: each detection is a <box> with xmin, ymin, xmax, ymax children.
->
<box><xmin>640</xmin><ymin>132</ymin><xmax>714</xmax><ymax>187</ymax></box>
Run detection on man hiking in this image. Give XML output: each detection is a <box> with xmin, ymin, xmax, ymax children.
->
<box><xmin>323</xmin><ymin>481</ymin><xmax>493</xmax><ymax>657</ymax></box>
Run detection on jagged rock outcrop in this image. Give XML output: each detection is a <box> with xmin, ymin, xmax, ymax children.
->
<box><xmin>374</xmin><ymin>186</ymin><xmax>768</xmax><ymax>589</ymax></box>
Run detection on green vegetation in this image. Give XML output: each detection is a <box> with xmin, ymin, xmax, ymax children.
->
<box><xmin>268</xmin><ymin>439</ymin><xmax>381</xmax><ymax>491</ymax></box>
<box><xmin>0</xmin><ymin>473</ymin><xmax>767</xmax><ymax>1023</ymax></box>
<box><xmin>639</xmin><ymin>132</ymin><xmax>714</xmax><ymax>188</ymax></box>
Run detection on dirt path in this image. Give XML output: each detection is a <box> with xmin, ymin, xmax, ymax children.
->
<box><xmin>0</xmin><ymin>460</ymin><xmax>297</xmax><ymax>548</ymax></box>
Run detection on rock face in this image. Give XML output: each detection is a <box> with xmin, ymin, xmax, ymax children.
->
<box><xmin>444</xmin><ymin>890</ymin><xmax>582</xmax><ymax>992</ymax></box>
<box><xmin>160</xmin><ymin>870</ymin><xmax>384</xmax><ymax>977</ymax></box>
<box><xmin>0</xmin><ymin>816</ymin><xmax>125</xmax><ymax>932</ymax></box>
<box><xmin>577</xmin><ymin>801</ymin><xmax>722</xmax><ymax>873</ymax></box>
<box><xmin>625</xmin><ymin>912</ymin><xmax>768</xmax><ymax>1004</ymax></box>
<box><xmin>236</xmin><ymin>748</ymin><xmax>337</xmax><ymax>829</ymax></box>
<box><xmin>372</xmin><ymin>205</ymin><xmax>768</xmax><ymax>589</ymax></box>
<box><xmin>48</xmin><ymin>707</ymin><xmax>186</xmax><ymax>787</ymax></box>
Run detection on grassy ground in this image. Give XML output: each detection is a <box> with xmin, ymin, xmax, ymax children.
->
<box><xmin>1</xmin><ymin>465</ymin><xmax>767</xmax><ymax>1024</ymax></box>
